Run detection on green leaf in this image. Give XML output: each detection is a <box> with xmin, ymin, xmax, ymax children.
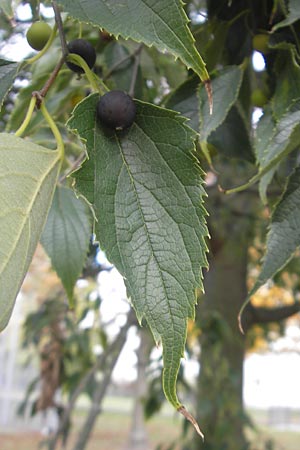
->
<box><xmin>68</xmin><ymin>94</ymin><xmax>208</xmax><ymax>411</ymax></box>
<box><xmin>199</xmin><ymin>65</ymin><xmax>243</xmax><ymax>141</ymax></box>
<box><xmin>0</xmin><ymin>59</ymin><xmax>19</xmax><ymax>109</ymax></box>
<box><xmin>0</xmin><ymin>0</ymin><xmax>13</xmax><ymax>18</ymax></box>
<box><xmin>272</xmin><ymin>0</ymin><xmax>300</xmax><ymax>31</ymax></box>
<box><xmin>258</xmin><ymin>106</ymin><xmax>300</xmax><ymax>171</ymax></box>
<box><xmin>258</xmin><ymin>168</ymin><xmax>277</xmax><ymax>205</ymax></box>
<box><xmin>0</xmin><ymin>133</ymin><xmax>61</xmax><ymax>331</ymax></box>
<box><xmin>103</xmin><ymin>42</ymin><xmax>143</xmax><ymax>98</ymax></box>
<box><xmin>41</xmin><ymin>186</ymin><xmax>92</xmax><ymax>303</ymax></box>
<box><xmin>272</xmin><ymin>49</ymin><xmax>300</xmax><ymax>120</ymax></box>
<box><xmin>254</xmin><ymin>110</ymin><xmax>277</xmax><ymax>202</ymax></box>
<box><xmin>254</xmin><ymin>108</ymin><xmax>276</xmax><ymax>163</ymax></box>
<box><xmin>208</xmin><ymin>106</ymin><xmax>253</xmax><ymax>162</ymax></box>
<box><xmin>58</xmin><ymin>0</ymin><xmax>209</xmax><ymax>81</ymax></box>
<box><xmin>165</xmin><ymin>72</ymin><xmax>251</xmax><ymax>162</ymax></box>
<box><xmin>164</xmin><ymin>75</ymin><xmax>200</xmax><ymax>132</ymax></box>
<box><xmin>250</xmin><ymin>167</ymin><xmax>300</xmax><ymax>295</ymax></box>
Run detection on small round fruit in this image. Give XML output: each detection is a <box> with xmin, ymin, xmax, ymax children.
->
<box><xmin>26</xmin><ymin>21</ymin><xmax>52</xmax><ymax>51</ymax></box>
<box><xmin>96</xmin><ymin>90</ymin><xmax>136</xmax><ymax>130</ymax></box>
<box><xmin>66</xmin><ymin>39</ymin><xmax>96</xmax><ymax>74</ymax></box>
<box><xmin>252</xmin><ymin>34</ymin><xmax>270</xmax><ymax>54</ymax></box>
<box><xmin>251</xmin><ymin>88</ymin><xmax>268</xmax><ymax>108</ymax></box>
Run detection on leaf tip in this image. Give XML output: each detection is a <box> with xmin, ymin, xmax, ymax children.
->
<box><xmin>177</xmin><ymin>405</ymin><xmax>204</xmax><ymax>441</ymax></box>
<box><xmin>238</xmin><ymin>312</ymin><xmax>245</xmax><ymax>335</ymax></box>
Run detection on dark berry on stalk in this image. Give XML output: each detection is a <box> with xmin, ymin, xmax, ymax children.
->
<box><xmin>66</xmin><ymin>39</ymin><xmax>96</xmax><ymax>74</ymax></box>
<box><xmin>96</xmin><ymin>90</ymin><xmax>136</xmax><ymax>130</ymax></box>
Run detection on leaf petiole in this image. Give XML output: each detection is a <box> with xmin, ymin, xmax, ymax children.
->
<box><xmin>67</xmin><ymin>53</ymin><xmax>109</xmax><ymax>94</ymax></box>
<box><xmin>40</xmin><ymin>101</ymin><xmax>64</xmax><ymax>160</ymax></box>
<box><xmin>15</xmin><ymin>96</ymin><xmax>37</xmax><ymax>137</ymax></box>
<box><xmin>221</xmin><ymin>146</ymin><xmax>295</xmax><ymax>194</ymax></box>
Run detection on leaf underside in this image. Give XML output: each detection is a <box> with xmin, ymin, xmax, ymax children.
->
<box><xmin>254</xmin><ymin>104</ymin><xmax>300</xmax><ymax>200</ymax></box>
<box><xmin>250</xmin><ymin>166</ymin><xmax>300</xmax><ymax>296</ymax></box>
<box><xmin>0</xmin><ymin>133</ymin><xmax>61</xmax><ymax>331</ymax></box>
<box><xmin>67</xmin><ymin>94</ymin><xmax>209</xmax><ymax>410</ymax></box>
<box><xmin>58</xmin><ymin>0</ymin><xmax>209</xmax><ymax>81</ymax></box>
<box><xmin>41</xmin><ymin>185</ymin><xmax>92</xmax><ymax>302</ymax></box>
<box><xmin>0</xmin><ymin>59</ymin><xmax>19</xmax><ymax>109</ymax></box>
<box><xmin>199</xmin><ymin>65</ymin><xmax>244</xmax><ymax>141</ymax></box>
<box><xmin>272</xmin><ymin>0</ymin><xmax>300</xmax><ymax>30</ymax></box>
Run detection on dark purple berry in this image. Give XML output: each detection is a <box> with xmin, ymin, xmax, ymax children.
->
<box><xmin>96</xmin><ymin>90</ymin><xmax>136</xmax><ymax>130</ymax></box>
<box><xmin>66</xmin><ymin>39</ymin><xmax>96</xmax><ymax>74</ymax></box>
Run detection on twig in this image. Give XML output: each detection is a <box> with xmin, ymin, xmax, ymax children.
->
<box><xmin>31</xmin><ymin>2</ymin><xmax>68</xmax><ymax>108</ymax></box>
<box><xmin>33</xmin><ymin>56</ymin><xmax>65</xmax><ymax>108</ymax></box>
<box><xmin>71</xmin><ymin>309</ymin><xmax>137</xmax><ymax>450</ymax></box>
<box><xmin>103</xmin><ymin>43</ymin><xmax>143</xmax><ymax>84</ymax></box>
<box><xmin>48</xmin><ymin>310</ymin><xmax>136</xmax><ymax>450</ymax></box>
<box><xmin>103</xmin><ymin>53</ymin><xmax>133</xmax><ymax>81</ymax></box>
<box><xmin>51</xmin><ymin>0</ymin><xmax>68</xmax><ymax>57</ymax></box>
<box><xmin>129</xmin><ymin>44</ymin><xmax>143</xmax><ymax>97</ymax></box>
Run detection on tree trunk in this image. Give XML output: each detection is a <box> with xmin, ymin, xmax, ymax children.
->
<box><xmin>193</xmin><ymin>191</ymin><xmax>255</xmax><ymax>450</ymax></box>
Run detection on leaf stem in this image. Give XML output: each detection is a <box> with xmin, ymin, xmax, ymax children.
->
<box><xmin>67</xmin><ymin>54</ymin><xmax>109</xmax><ymax>94</ymax></box>
<box><xmin>15</xmin><ymin>96</ymin><xmax>37</xmax><ymax>137</ymax></box>
<box><xmin>39</xmin><ymin>101</ymin><xmax>64</xmax><ymax>160</ymax></box>
<box><xmin>220</xmin><ymin>149</ymin><xmax>292</xmax><ymax>194</ymax></box>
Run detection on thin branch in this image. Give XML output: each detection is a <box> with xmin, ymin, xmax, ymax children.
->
<box><xmin>71</xmin><ymin>309</ymin><xmax>137</xmax><ymax>450</ymax></box>
<box><xmin>241</xmin><ymin>301</ymin><xmax>300</xmax><ymax>334</ymax></box>
<box><xmin>103</xmin><ymin>54</ymin><xmax>133</xmax><ymax>81</ymax></box>
<box><xmin>103</xmin><ymin>44</ymin><xmax>143</xmax><ymax>85</ymax></box>
<box><xmin>31</xmin><ymin>2</ymin><xmax>68</xmax><ymax>108</ymax></box>
<box><xmin>51</xmin><ymin>1</ymin><xmax>68</xmax><ymax>57</ymax></box>
<box><xmin>48</xmin><ymin>310</ymin><xmax>136</xmax><ymax>450</ymax></box>
<box><xmin>129</xmin><ymin>44</ymin><xmax>143</xmax><ymax>98</ymax></box>
<box><xmin>33</xmin><ymin>56</ymin><xmax>66</xmax><ymax>108</ymax></box>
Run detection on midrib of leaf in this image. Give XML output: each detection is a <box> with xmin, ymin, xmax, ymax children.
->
<box><xmin>1</xmin><ymin>148</ymin><xmax>60</xmax><ymax>274</ymax></box>
<box><xmin>129</xmin><ymin>121</ymin><xmax>198</xmax><ymax>277</ymax></box>
<box><xmin>114</xmin><ymin>125</ymin><xmax>196</xmax><ymax>407</ymax></box>
<box><xmin>115</xmin><ymin>129</ymin><xmax>192</xmax><ymax>327</ymax></box>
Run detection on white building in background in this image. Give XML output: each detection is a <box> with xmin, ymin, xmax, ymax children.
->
<box><xmin>244</xmin><ymin>351</ymin><xmax>300</xmax><ymax>409</ymax></box>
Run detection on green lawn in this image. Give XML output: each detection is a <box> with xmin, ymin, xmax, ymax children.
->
<box><xmin>1</xmin><ymin>403</ymin><xmax>300</xmax><ymax>450</ymax></box>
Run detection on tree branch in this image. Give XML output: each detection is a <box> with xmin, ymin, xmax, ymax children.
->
<box><xmin>48</xmin><ymin>309</ymin><xmax>136</xmax><ymax>450</ymax></box>
<box><xmin>71</xmin><ymin>309</ymin><xmax>137</xmax><ymax>450</ymax></box>
<box><xmin>241</xmin><ymin>301</ymin><xmax>300</xmax><ymax>334</ymax></box>
<box><xmin>51</xmin><ymin>1</ymin><xmax>68</xmax><ymax>57</ymax></box>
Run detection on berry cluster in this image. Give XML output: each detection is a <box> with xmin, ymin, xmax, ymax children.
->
<box><xmin>26</xmin><ymin>23</ymin><xmax>136</xmax><ymax>130</ymax></box>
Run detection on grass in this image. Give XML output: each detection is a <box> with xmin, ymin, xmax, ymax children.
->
<box><xmin>0</xmin><ymin>409</ymin><xmax>183</xmax><ymax>450</ymax></box>
<box><xmin>1</xmin><ymin>405</ymin><xmax>300</xmax><ymax>450</ymax></box>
